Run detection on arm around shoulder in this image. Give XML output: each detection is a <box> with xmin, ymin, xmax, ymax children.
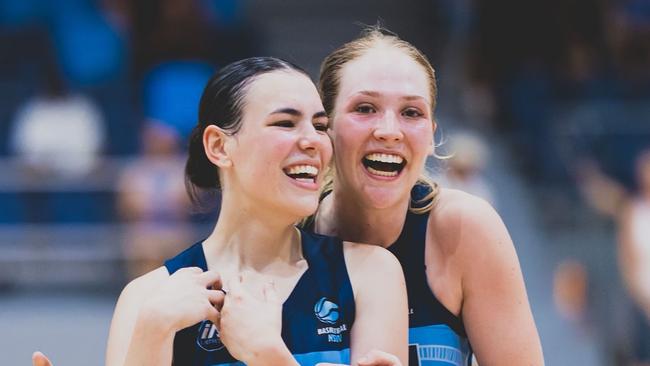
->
<box><xmin>435</xmin><ymin>192</ymin><xmax>544</xmax><ymax>365</ymax></box>
<box><xmin>344</xmin><ymin>242</ymin><xmax>409</xmax><ymax>366</ymax></box>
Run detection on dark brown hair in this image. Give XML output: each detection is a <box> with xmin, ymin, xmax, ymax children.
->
<box><xmin>185</xmin><ymin>57</ymin><xmax>309</xmax><ymax>205</ymax></box>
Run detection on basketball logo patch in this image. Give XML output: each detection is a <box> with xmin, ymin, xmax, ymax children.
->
<box><xmin>314</xmin><ymin>297</ymin><xmax>339</xmax><ymax>324</ymax></box>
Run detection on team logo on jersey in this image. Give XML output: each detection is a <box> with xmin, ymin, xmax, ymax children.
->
<box><xmin>314</xmin><ymin>297</ymin><xmax>339</xmax><ymax>324</ymax></box>
<box><xmin>196</xmin><ymin>320</ymin><xmax>224</xmax><ymax>351</ymax></box>
<box><xmin>315</xmin><ymin>297</ymin><xmax>347</xmax><ymax>343</ymax></box>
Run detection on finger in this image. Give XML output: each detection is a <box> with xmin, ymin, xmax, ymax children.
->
<box><xmin>32</xmin><ymin>352</ymin><xmax>53</xmax><ymax>366</ymax></box>
<box><xmin>206</xmin><ymin>289</ymin><xmax>226</xmax><ymax>309</ymax></box>
<box><xmin>199</xmin><ymin>270</ymin><xmax>222</xmax><ymax>289</ymax></box>
<box><xmin>357</xmin><ymin>350</ymin><xmax>399</xmax><ymax>366</ymax></box>
<box><xmin>205</xmin><ymin>305</ymin><xmax>221</xmax><ymax>328</ymax></box>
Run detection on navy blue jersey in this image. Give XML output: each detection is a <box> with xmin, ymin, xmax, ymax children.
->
<box><xmin>164</xmin><ymin>229</ymin><xmax>354</xmax><ymax>366</ymax></box>
<box><xmin>306</xmin><ymin>186</ymin><xmax>472</xmax><ymax>366</ymax></box>
<box><xmin>388</xmin><ymin>185</ymin><xmax>472</xmax><ymax>366</ymax></box>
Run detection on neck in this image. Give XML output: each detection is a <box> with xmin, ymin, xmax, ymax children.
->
<box><xmin>203</xmin><ymin>195</ymin><xmax>302</xmax><ymax>272</ymax></box>
<box><xmin>316</xmin><ymin>187</ymin><xmax>409</xmax><ymax>248</ymax></box>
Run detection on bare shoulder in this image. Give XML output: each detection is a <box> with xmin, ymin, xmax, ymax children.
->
<box><xmin>118</xmin><ymin>266</ymin><xmax>170</xmax><ymax>305</ymax></box>
<box><xmin>430</xmin><ymin>188</ymin><xmax>506</xmax><ymax>242</ymax></box>
<box><xmin>341</xmin><ymin>241</ymin><xmax>404</xmax><ymax>292</ymax></box>
<box><xmin>342</xmin><ymin>241</ymin><xmax>401</xmax><ymax>271</ymax></box>
<box><xmin>428</xmin><ymin>188</ymin><xmax>515</xmax><ymax>267</ymax></box>
<box><xmin>431</xmin><ymin>188</ymin><xmax>501</xmax><ymax>227</ymax></box>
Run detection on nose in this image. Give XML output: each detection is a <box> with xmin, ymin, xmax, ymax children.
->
<box><xmin>297</xmin><ymin>123</ymin><xmax>323</xmax><ymax>155</ymax></box>
<box><xmin>373</xmin><ymin>111</ymin><xmax>403</xmax><ymax>143</ymax></box>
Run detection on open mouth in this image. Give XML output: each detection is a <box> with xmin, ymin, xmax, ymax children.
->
<box><xmin>362</xmin><ymin>153</ymin><xmax>406</xmax><ymax>177</ymax></box>
<box><xmin>283</xmin><ymin>164</ymin><xmax>319</xmax><ymax>183</ymax></box>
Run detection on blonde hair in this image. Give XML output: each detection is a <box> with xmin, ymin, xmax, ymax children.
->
<box><xmin>318</xmin><ymin>25</ymin><xmax>440</xmax><ymax>213</ymax></box>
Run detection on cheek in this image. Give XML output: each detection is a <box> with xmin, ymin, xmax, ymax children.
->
<box><xmin>331</xmin><ymin>116</ymin><xmax>367</xmax><ymax>152</ymax></box>
<box><xmin>238</xmin><ymin>133</ymin><xmax>290</xmax><ymax>176</ymax></box>
<box><xmin>405</xmin><ymin>123</ymin><xmax>433</xmax><ymax>157</ymax></box>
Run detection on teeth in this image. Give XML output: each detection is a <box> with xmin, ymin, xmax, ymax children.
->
<box><xmin>285</xmin><ymin>165</ymin><xmax>319</xmax><ymax>177</ymax></box>
<box><xmin>367</xmin><ymin>166</ymin><xmax>399</xmax><ymax>177</ymax></box>
<box><xmin>365</xmin><ymin>153</ymin><xmax>404</xmax><ymax>164</ymax></box>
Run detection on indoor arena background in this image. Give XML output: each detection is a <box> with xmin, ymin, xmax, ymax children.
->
<box><xmin>1</xmin><ymin>0</ymin><xmax>649</xmax><ymax>365</ymax></box>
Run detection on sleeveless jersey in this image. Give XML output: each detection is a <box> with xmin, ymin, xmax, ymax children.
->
<box><xmin>164</xmin><ymin>229</ymin><xmax>355</xmax><ymax>366</ymax></box>
<box><xmin>388</xmin><ymin>185</ymin><xmax>472</xmax><ymax>366</ymax></box>
<box><xmin>305</xmin><ymin>185</ymin><xmax>472</xmax><ymax>366</ymax></box>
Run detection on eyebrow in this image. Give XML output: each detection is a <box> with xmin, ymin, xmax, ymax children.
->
<box><xmin>356</xmin><ymin>90</ymin><xmax>427</xmax><ymax>102</ymax></box>
<box><xmin>313</xmin><ymin>111</ymin><xmax>328</xmax><ymax>119</ymax></box>
<box><xmin>358</xmin><ymin>90</ymin><xmax>380</xmax><ymax>97</ymax></box>
<box><xmin>270</xmin><ymin>107</ymin><xmax>302</xmax><ymax>117</ymax></box>
<box><xmin>270</xmin><ymin>108</ymin><xmax>327</xmax><ymax>119</ymax></box>
<box><xmin>402</xmin><ymin>95</ymin><xmax>427</xmax><ymax>102</ymax></box>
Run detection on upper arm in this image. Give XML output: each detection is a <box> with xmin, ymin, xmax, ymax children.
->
<box><xmin>442</xmin><ymin>196</ymin><xmax>543</xmax><ymax>365</ymax></box>
<box><xmin>105</xmin><ymin>267</ymin><xmax>168</xmax><ymax>366</ymax></box>
<box><xmin>344</xmin><ymin>243</ymin><xmax>409</xmax><ymax>365</ymax></box>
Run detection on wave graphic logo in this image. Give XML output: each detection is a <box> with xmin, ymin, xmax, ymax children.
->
<box><xmin>314</xmin><ymin>297</ymin><xmax>340</xmax><ymax>324</ymax></box>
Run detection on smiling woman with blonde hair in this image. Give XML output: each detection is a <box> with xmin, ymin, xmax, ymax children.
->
<box><xmin>309</xmin><ymin>26</ymin><xmax>544</xmax><ymax>366</ymax></box>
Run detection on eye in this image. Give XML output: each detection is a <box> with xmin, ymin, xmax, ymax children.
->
<box><xmin>402</xmin><ymin>108</ymin><xmax>424</xmax><ymax>119</ymax></box>
<box><xmin>355</xmin><ymin>104</ymin><xmax>376</xmax><ymax>114</ymax></box>
<box><xmin>314</xmin><ymin>122</ymin><xmax>329</xmax><ymax>132</ymax></box>
<box><xmin>271</xmin><ymin>120</ymin><xmax>295</xmax><ymax>128</ymax></box>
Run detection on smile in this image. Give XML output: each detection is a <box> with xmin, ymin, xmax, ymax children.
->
<box><xmin>362</xmin><ymin>153</ymin><xmax>406</xmax><ymax>177</ymax></box>
<box><xmin>283</xmin><ymin>164</ymin><xmax>319</xmax><ymax>183</ymax></box>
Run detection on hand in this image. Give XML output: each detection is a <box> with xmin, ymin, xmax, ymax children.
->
<box><xmin>218</xmin><ymin>273</ymin><xmax>286</xmax><ymax>364</ymax></box>
<box><xmin>32</xmin><ymin>352</ymin><xmax>53</xmax><ymax>366</ymax></box>
<box><xmin>356</xmin><ymin>350</ymin><xmax>402</xmax><ymax>366</ymax></box>
<box><xmin>139</xmin><ymin>267</ymin><xmax>225</xmax><ymax>334</ymax></box>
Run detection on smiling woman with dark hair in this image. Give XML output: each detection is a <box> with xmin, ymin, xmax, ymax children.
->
<box><xmin>28</xmin><ymin>57</ymin><xmax>408</xmax><ymax>366</ymax></box>
<box><xmin>101</xmin><ymin>56</ymin><xmax>407</xmax><ymax>366</ymax></box>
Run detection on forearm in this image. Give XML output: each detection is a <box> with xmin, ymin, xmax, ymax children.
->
<box><xmin>122</xmin><ymin>313</ymin><xmax>175</xmax><ymax>366</ymax></box>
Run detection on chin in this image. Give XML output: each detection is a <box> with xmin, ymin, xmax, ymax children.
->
<box><xmin>284</xmin><ymin>198</ymin><xmax>319</xmax><ymax>220</ymax></box>
<box><xmin>360</xmin><ymin>185</ymin><xmax>407</xmax><ymax>210</ymax></box>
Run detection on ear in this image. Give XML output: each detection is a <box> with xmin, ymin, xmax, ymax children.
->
<box><xmin>203</xmin><ymin>125</ymin><xmax>233</xmax><ymax>168</ymax></box>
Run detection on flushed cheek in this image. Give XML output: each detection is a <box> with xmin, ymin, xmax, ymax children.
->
<box><xmin>404</xmin><ymin>124</ymin><xmax>433</xmax><ymax>155</ymax></box>
<box><xmin>331</xmin><ymin>120</ymin><xmax>369</xmax><ymax>155</ymax></box>
<box><xmin>239</xmin><ymin>137</ymin><xmax>292</xmax><ymax>180</ymax></box>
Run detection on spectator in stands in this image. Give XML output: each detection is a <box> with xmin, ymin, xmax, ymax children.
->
<box><xmin>436</xmin><ymin>131</ymin><xmax>496</xmax><ymax>207</ymax></box>
<box><xmin>116</xmin><ymin>120</ymin><xmax>191</xmax><ymax>279</ymax></box>
<box><xmin>9</xmin><ymin>57</ymin><xmax>105</xmax><ymax>180</ymax></box>
<box><xmin>579</xmin><ymin>148</ymin><xmax>650</xmax><ymax>365</ymax></box>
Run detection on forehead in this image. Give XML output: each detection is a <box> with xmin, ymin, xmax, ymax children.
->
<box><xmin>337</xmin><ymin>45</ymin><xmax>431</xmax><ymax>102</ymax></box>
<box><xmin>243</xmin><ymin>70</ymin><xmax>322</xmax><ymax>113</ymax></box>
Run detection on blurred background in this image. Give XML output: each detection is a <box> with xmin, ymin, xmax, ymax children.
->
<box><xmin>0</xmin><ymin>0</ymin><xmax>648</xmax><ymax>365</ymax></box>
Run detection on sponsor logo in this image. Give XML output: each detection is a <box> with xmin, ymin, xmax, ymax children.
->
<box><xmin>196</xmin><ymin>320</ymin><xmax>224</xmax><ymax>352</ymax></box>
<box><xmin>314</xmin><ymin>297</ymin><xmax>339</xmax><ymax>324</ymax></box>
